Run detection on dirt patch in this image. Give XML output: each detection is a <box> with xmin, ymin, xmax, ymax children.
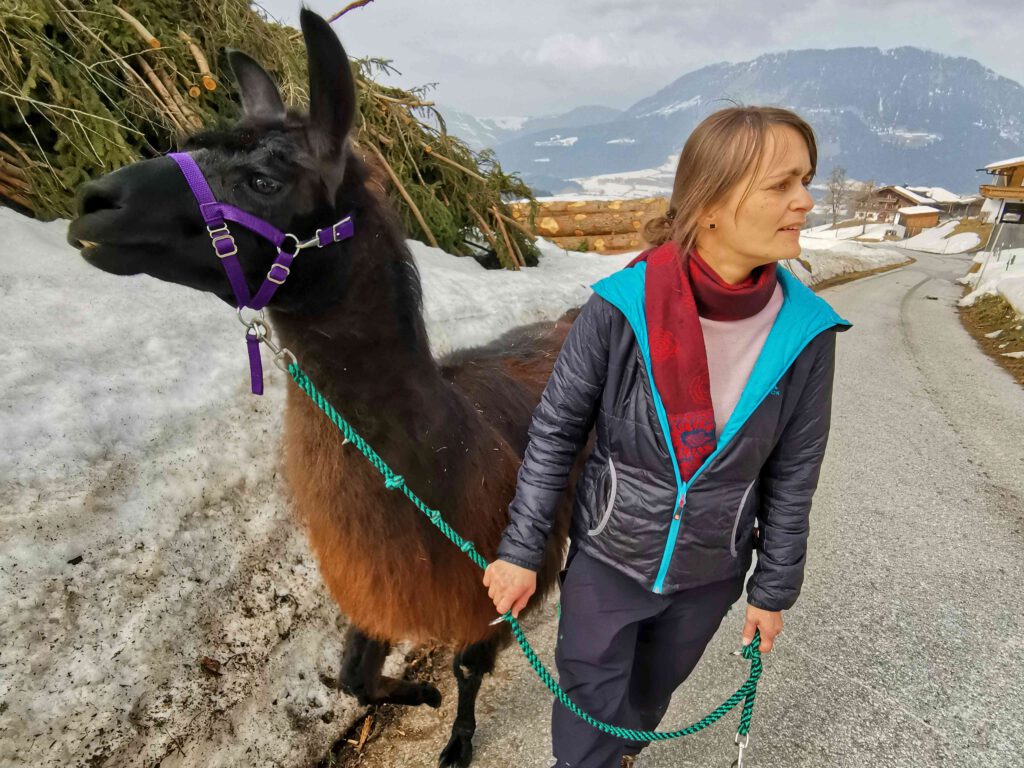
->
<box><xmin>808</xmin><ymin>257</ymin><xmax>916</xmax><ymax>293</ymax></box>
<box><xmin>957</xmin><ymin>292</ymin><xmax>1024</xmax><ymax>389</ymax></box>
<box><xmin>320</xmin><ymin>645</ymin><xmax>453</xmax><ymax>767</ymax></box>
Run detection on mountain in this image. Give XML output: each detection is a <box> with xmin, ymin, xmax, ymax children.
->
<box><xmin>489</xmin><ymin>47</ymin><xmax>1024</xmax><ymax>196</ymax></box>
<box><xmin>435</xmin><ymin>104</ymin><xmax>622</xmax><ymax>153</ymax></box>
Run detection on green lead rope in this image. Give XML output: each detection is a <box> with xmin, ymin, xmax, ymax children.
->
<box><xmin>288</xmin><ymin>362</ymin><xmax>763</xmax><ymax>742</ymax></box>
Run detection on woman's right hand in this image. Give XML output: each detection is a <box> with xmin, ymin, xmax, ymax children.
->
<box><xmin>483</xmin><ymin>559</ymin><xmax>537</xmax><ymax>619</ymax></box>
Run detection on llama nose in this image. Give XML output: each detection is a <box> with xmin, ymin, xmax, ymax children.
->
<box><xmin>77</xmin><ymin>177</ymin><xmax>124</xmax><ymax>216</ymax></box>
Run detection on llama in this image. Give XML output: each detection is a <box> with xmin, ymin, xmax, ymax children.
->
<box><xmin>67</xmin><ymin>9</ymin><xmax>587</xmax><ymax>766</ymax></box>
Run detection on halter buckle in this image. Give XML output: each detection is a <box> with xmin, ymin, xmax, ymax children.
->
<box><xmin>267</xmin><ymin>263</ymin><xmax>291</xmax><ymax>285</ymax></box>
<box><xmin>208</xmin><ymin>224</ymin><xmax>238</xmax><ymax>258</ymax></box>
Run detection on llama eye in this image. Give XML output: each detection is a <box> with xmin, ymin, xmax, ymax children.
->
<box><xmin>250</xmin><ymin>175</ymin><xmax>281</xmax><ymax>195</ymax></box>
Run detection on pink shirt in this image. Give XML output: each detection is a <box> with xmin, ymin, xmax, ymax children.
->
<box><xmin>699</xmin><ymin>282</ymin><xmax>784</xmax><ymax>440</ymax></box>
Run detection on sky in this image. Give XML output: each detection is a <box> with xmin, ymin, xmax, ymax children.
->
<box><xmin>255</xmin><ymin>0</ymin><xmax>1024</xmax><ymax>118</ymax></box>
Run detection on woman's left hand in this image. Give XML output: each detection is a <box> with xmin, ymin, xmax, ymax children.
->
<box><xmin>742</xmin><ymin>605</ymin><xmax>783</xmax><ymax>653</ymax></box>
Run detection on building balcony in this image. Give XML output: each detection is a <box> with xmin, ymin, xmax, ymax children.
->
<box><xmin>980</xmin><ymin>184</ymin><xmax>1024</xmax><ymax>200</ymax></box>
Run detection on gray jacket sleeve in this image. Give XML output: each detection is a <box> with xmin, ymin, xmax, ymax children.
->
<box><xmin>496</xmin><ymin>292</ymin><xmax>611</xmax><ymax>570</ymax></box>
<box><xmin>746</xmin><ymin>330</ymin><xmax>838</xmax><ymax>611</ymax></box>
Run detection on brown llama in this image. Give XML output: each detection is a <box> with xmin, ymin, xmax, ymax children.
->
<box><xmin>67</xmin><ymin>9</ymin><xmax>588</xmax><ymax>767</ymax></box>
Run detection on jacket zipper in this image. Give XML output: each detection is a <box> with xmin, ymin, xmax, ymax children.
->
<box><xmin>651</xmin><ymin>334</ymin><xmax>829</xmax><ymax>593</ymax></box>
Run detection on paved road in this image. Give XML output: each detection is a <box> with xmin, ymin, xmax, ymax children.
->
<box><xmin>344</xmin><ymin>252</ymin><xmax>1024</xmax><ymax>768</ymax></box>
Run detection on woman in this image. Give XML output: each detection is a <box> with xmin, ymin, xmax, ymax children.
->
<box><xmin>483</xmin><ymin>106</ymin><xmax>852</xmax><ymax>768</ymax></box>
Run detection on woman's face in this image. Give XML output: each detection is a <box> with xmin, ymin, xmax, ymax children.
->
<box><xmin>697</xmin><ymin>124</ymin><xmax>814</xmax><ymax>282</ymax></box>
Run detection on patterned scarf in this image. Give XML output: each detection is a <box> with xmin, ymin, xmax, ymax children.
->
<box><xmin>626</xmin><ymin>240</ymin><xmax>778</xmax><ymax>481</ymax></box>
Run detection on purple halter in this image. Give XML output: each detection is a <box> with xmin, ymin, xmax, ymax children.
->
<box><xmin>168</xmin><ymin>151</ymin><xmax>354</xmax><ymax>395</ymax></box>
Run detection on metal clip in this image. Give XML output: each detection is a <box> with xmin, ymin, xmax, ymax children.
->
<box><xmin>237</xmin><ymin>307</ymin><xmax>266</xmax><ymax>330</ymax></box>
<box><xmin>271</xmin><ymin>346</ymin><xmax>298</xmax><ymax>373</ymax></box>
<box><xmin>237</xmin><ymin>311</ymin><xmax>297</xmax><ymax>373</ymax></box>
<box><xmin>730</xmin><ymin>732</ymin><xmax>749</xmax><ymax>768</ymax></box>
<box><xmin>256</xmin><ymin>323</ymin><xmax>297</xmax><ymax>373</ymax></box>
<box><xmin>279</xmin><ymin>232</ymin><xmax>320</xmax><ymax>256</ymax></box>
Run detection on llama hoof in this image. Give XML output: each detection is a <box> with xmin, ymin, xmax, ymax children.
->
<box><xmin>438</xmin><ymin>730</ymin><xmax>473</xmax><ymax>767</ymax></box>
<box><xmin>420</xmin><ymin>682</ymin><xmax>442</xmax><ymax>708</ymax></box>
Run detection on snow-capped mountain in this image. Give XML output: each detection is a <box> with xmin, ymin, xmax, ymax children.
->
<box><xmin>436</xmin><ymin>104</ymin><xmax>622</xmax><ymax>153</ymax></box>
<box><xmin>487</xmin><ymin>47</ymin><xmax>1024</xmax><ymax>196</ymax></box>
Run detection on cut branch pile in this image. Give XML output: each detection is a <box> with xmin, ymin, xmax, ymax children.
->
<box><xmin>0</xmin><ymin>0</ymin><xmax>536</xmax><ymax>268</ymax></box>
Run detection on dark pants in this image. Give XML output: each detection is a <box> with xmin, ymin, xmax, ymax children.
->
<box><xmin>551</xmin><ymin>546</ymin><xmax>744</xmax><ymax>768</ymax></box>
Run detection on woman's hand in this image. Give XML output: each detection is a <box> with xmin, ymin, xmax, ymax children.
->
<box><xmin>742</xmin><ymin>605</ymin><xmax>783</xmax><ymax>653</ymax></box>
<box><xmin>483</xmin><ymin>559</ymin><xmax>537</xmax><ymax>619</ymax></box>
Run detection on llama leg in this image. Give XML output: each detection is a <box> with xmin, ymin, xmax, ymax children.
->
<box><xmin>338</xmin><ymin>625</ymin><xmax>441</xmax><ymax>708</ymax></box>
<box><xmin>439</xmin><ymin>634</ymin><xmax>502</xmax><ymax>768</ymax></box>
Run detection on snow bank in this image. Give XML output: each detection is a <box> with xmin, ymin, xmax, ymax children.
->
<box><xmin>0</xmin><ymin>205</ymin><xmax>899</xmax><ymax>767</ymax></box>
<box><xmin>957</xmin><ymin>248</ymin><xmax>1024</xmax><ymax>317</ymax></box>
<box><xmin>900</xmin><ymin>220</ymin><xmax>981</xmax><ymax>254</ymax></box>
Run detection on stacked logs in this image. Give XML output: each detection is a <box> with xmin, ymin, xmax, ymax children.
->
<box><xmin>0</xmin><ymin>138</ymin><xmax>32</xmax><ymax>212</ymax></box>
<box><xmin>508</xmin><ymin>197</ymin><xmax>668</xmax><ymax>254</ymax></box>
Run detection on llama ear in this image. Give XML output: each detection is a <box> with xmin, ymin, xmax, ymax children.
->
<box><xmin>227</xmin><ymin>50</ymin><xmax>286</xmax><ymax>120</ymax></box>
<box><xmin>300</xmin><ymin>7</ymin><xmax>356</xmax><ymax>159</ymax></box>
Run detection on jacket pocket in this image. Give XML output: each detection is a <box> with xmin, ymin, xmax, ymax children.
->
<box><xmin>730</xmin><ymin>478</ymin><xmax>757</xmax><ymax>557</ymax></box>
<box><xmin>587</xmin><ymin>456</ymin><xmax>617</xmax><ymax>537</ymax></box>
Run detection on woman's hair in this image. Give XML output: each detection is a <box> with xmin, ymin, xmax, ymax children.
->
<box><xmin>642</xmin><ymin>105</ymin><xmax>818</xmax><ymax>251</ymax></box>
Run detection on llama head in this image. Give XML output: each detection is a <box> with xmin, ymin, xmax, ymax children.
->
<box><xmin>68</xmin><ymin>8</ymin><xmax>360</xmax><ymax>311</ymax></box>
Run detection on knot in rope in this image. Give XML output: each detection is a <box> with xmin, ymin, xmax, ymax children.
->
<box><xmin>741</xmin><ymin>642</ymin><xmax>761</xmax><ymax>663</ymax></box>
<box><xmin>384</xmin><ymin>474</ymin><xmax>405</xmax><ymax>490</ymax></box>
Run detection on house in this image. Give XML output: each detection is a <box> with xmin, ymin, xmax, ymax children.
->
<box><xmin>978</xmin><ymin>155</ymin><xmax>1024</xmax><ymax>252</ymax></box>
<box><xmin>855</xmin><ymin>185</ymin><xmax>933</xmax><ymax>223</ymax></box>
<box><xmin>896</xmin><ymin>205</ymin><xmax>941</xmax><ymax>237</ymax></box>
<box><xmin>905</xmin><ymin>186</ymin><xmax>983</xmax><ymax>218</ymax></box>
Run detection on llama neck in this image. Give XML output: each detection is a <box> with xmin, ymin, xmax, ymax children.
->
<box><xmin>267</xmin><ymin>219</ymin><xmax>469</xmax><ymax>469</ymax></box>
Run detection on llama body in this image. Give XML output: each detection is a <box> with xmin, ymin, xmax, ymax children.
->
<box><xmin>276</xmin><ymin>307</ymin><xmax>577</xmax><ymax>645</ymax></box>
<box><xmin>68</xmin><ymin>9</ymin><xmax>582</xmax><ymax>765</ymax></box>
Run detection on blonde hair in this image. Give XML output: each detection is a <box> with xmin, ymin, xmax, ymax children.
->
<box><xmin>643</xmin><ymin>106</ymin><xmax>818</xmax><ymax>252</ymax></box>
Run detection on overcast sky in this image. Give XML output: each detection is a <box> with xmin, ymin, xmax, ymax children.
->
<box><xmin>256</xmin><ymin>0</ymin><xmax>1024</xmax><ymax>118</ymax></box>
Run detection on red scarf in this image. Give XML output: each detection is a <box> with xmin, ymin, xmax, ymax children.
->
<box><xmin>626</xmin><ymin>240</ymin><xmax>778</xmax><ymax>481</ymax></box>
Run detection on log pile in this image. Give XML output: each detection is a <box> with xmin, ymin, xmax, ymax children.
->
<box><xmin>508</xmin><ymin>197</ymin><xmax>668</xmax><ymax>253</ymax></box>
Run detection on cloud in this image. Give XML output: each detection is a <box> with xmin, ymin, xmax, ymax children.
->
<box><xmin>528</xmin><ymin>33</ymin><xmax>616</xmax><ymax>70</ymax></box>
<box><xmin>254</xmin><ymin>0</ymin><xmax>1024</xmax><ymax>116</ymax></box>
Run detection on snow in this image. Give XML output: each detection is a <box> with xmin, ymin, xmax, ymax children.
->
<box><xmin>567</xmin><ymin>154</ymin><xmax>678</xmax><ymax>199</ymax></box>
<box><xmin>889</xmin><ymin>186</ymin><xmax>934</xmax><ymax>205</ymax></box>
<box><xmin>958</xmin><ymin>247</ymin><xmax>1024</xmax><ymax>318</ymax></box>
<box><xmin>0</xmin><ymin>204</ymin><xmax>905</xmax><ymax>766</ymax></box>
<box><xmin>801</xmin><ymin>224</ymin><xmax>878</xmax><ymax>242</ymax></box>
<box><xmin>487</xmin><ymin>115</ymin><xmax>528</xmax><ymax>131</ymax></box>
<box><xmin>638</xmin><ymin>95</ymin><xmax>701</xmax><ymax>118</ymax></box>
<box><xmin>985</xmin><ymin>155</ymin><xmax>1024</xmax><ymax>171</ymax></box>
<box><xmin>899</xmin><ymin>220</ymin><xmax>981</xmax><ymax>254</ymax></box>
<box><xmin>898</xmin><ymin>205</ymin><xmax>941</xmax><ymax>215</ymax></box>
<box><xmin>980</xmin><ymin>198</ymin><xmax>1002</xmax><ymax>223</ymax></box>
<box><xmin>533</xmin><ymin>135</ymin><xmax>578</xmax><ymax>147</ymax></box>
<box><xmin>906</xmin><ymin>186</ymin><xmax>976</xmax><ymax>205</ymax></box>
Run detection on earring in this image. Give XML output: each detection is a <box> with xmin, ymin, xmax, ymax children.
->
<box><xmin>709</xmin><ymin>223</ymin><xmax>717</xmax><ymax>230</ymax></box>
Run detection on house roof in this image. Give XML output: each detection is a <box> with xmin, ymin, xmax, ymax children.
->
<box><xmin>898</xmin><ymin>205</ymin><xmax>941</xmax><ymax>215</ymax></box>
<box><xmin>905</xmin><ymin>186</ymin><xmax>976</xmax><ymax>204</ymax></box>
<box><xmin>985</xmin><ymin>156</ymin><xmax>1024</xmax><ymax>172</ymax></box>
<box><xmin>880</xmin><ymin>185</ymin><xmax>933</xmax><ymax>205</ymax></box>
